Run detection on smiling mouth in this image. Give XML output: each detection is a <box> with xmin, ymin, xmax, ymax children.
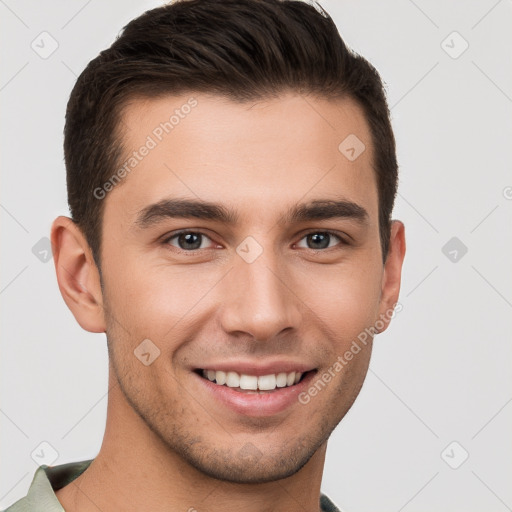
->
<box><xmin>195</xmin><ymin>369</ymin><xmax>314</xmax><ymax>393</ymax></box>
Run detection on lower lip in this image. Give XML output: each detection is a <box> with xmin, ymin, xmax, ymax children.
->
<box><xmin>194</xmin><ymin>371</ymin><xmax>316</xmax><ymax>417</ymax></box>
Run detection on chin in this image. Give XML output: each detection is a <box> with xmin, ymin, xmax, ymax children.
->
<box><xmin>165</xmin><ymin>428</ymin><xmax>330</xmax><ymax>485</ymax></box>
<box><xmin>184</xmin><ymin>447</ymin><xmax>315</xmax><ymax>484</ymax></box>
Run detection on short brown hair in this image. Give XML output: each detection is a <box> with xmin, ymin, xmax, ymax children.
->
<box><xmin>64</xmin><ymin>0</ymin><xmax>398</xmax><ymax>268</ymax></box>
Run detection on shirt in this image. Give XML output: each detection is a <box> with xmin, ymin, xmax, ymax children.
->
<box><xmin>2</xmin><ymin>460</ymin><xmax>341</xmax><ymax>511</ymax></box>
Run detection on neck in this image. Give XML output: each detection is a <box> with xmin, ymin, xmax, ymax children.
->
<box><xmin>56</xmin><ymin>372</ymin><xmax>327</xmax><ymax>512</ymax></box>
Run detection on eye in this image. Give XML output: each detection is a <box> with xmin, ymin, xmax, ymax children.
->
<box><xmin>164</xmin><ymin>231</ymin><xmax>217</xmax><ymax>251</ymax></box>
<box><xmin>295</xmin><ymin>231</ymin><xmax>345</xmax><ymax>250</ymax></box>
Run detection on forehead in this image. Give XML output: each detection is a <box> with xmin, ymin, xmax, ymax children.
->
<box><xmin>107</xmin><ymin>92</ymin><xmax>378</xmax><ymax>226</ymax></box>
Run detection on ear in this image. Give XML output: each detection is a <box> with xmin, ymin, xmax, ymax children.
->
<box><xmin>50</xmin><ymin>216</ymin><xmax>106</xmax><ymax>333</ymax></box>
<box><xmin>375</xmin><ymin>220</ymin><xmax>406</xmax><ymax>333</ymax></box>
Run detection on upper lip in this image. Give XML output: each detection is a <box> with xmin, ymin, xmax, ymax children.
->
<box><xmin>194</xmin><ymin>360</ymin><xmax>316</xmax><ymax>377</ymax></box>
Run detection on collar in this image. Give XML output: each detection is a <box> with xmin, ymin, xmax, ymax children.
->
<box><xmin>5</xmin><ymin>460</ymin><xmax>93</xmax><ymax>511</ymax></box>
<box><xmin>7</xmin><ymin>459</ymin><xmax>339</xmax><ymax>512</ymax></box>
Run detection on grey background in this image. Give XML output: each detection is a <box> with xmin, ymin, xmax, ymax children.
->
<box><xmin>1</xmin><ymin>1</ymin><xmax>511</xmax><ymax>510</ymax></box>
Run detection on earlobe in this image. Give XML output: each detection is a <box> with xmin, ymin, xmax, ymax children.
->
<box><xmin>50</xmin><ymin>216</ymin><xmax>106</xmax><ymax>333</ymax></box>
<box><xmin>376</xmin><ymin>220</ymin><xmax>406</xmax><ymax>333</ymax></box>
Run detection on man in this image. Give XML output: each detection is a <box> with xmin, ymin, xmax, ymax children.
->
<box><xmin>4</xmin><ymin>0</ymin><xmax>405</xmax><ymax>510</ymax></box>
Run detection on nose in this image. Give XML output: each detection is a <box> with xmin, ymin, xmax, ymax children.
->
<box><xmin>218</xmin><ymin>248</ymin><xmax>303</xmax><ymax>342</ymax></box>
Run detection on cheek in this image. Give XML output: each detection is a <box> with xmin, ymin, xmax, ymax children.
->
<box><xmin>102</xmin><ymin>254</ymin><xmax>223</xmax><ymax>340</ymax></box>
<box><xmin>302</xmin><ymin>257</ymin><xmax>382</xmax><ymax>337</ymax></box>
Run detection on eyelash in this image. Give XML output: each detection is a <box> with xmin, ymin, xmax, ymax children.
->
<box><xmin>161</xmin><ymin>230</ymin><xmax>348</xmax><ymax>253</ymax></box>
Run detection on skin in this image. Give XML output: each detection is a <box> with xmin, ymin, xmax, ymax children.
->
<box><xmin>51</xmin><ymin>92</ymin><xmax>405</xmax><ymax>512</ymax></box>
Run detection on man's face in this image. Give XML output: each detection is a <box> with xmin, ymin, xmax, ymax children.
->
<box><xmin>99</xmin><ymin>92</ymin><xmax>393</xmax><ymax>483</ymax></box>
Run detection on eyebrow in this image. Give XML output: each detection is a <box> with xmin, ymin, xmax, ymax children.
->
<box><xmin>135</xmin><ymin>198</ymin><xmax>369</xmax><ymax>228</ymax></box>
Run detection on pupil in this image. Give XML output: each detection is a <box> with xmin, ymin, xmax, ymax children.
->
<box><xmin>309</xmin><ymin>233</ymin><xmax>329</xmax><ymax>249</ymax></box>
<box><xmin>179</xmin><ymin>233</ymin><xmax>201</xmax><ymax>250</ymax></box>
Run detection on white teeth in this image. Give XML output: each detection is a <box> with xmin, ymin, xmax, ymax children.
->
<box><xmin>215</xmin><ymin>370</ymin><xmax>226</xmax><ymax>385</ymax></box>
<box><xmin>258</xmin><ymin>374</ymin><xmax>276</xmax><ymax>390</ymax></box>
<box><xmin>239</xmin><ymin>374</ymin><xmax>258</xmax><ymax>390</ymax></box>
<box><xmin>202</xmin><ymin>369</ymin><xmax>306</xmax><ymax>390</ymax></box>
<box><xmin>276</xmin><ymin>372</ymin><xmax>287</xmax><ymax>388</ymax></box>
<box><xmin>226</xmin><ymin>371</ymin><xmax>239</xmax><ymax>388</ymax></box>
